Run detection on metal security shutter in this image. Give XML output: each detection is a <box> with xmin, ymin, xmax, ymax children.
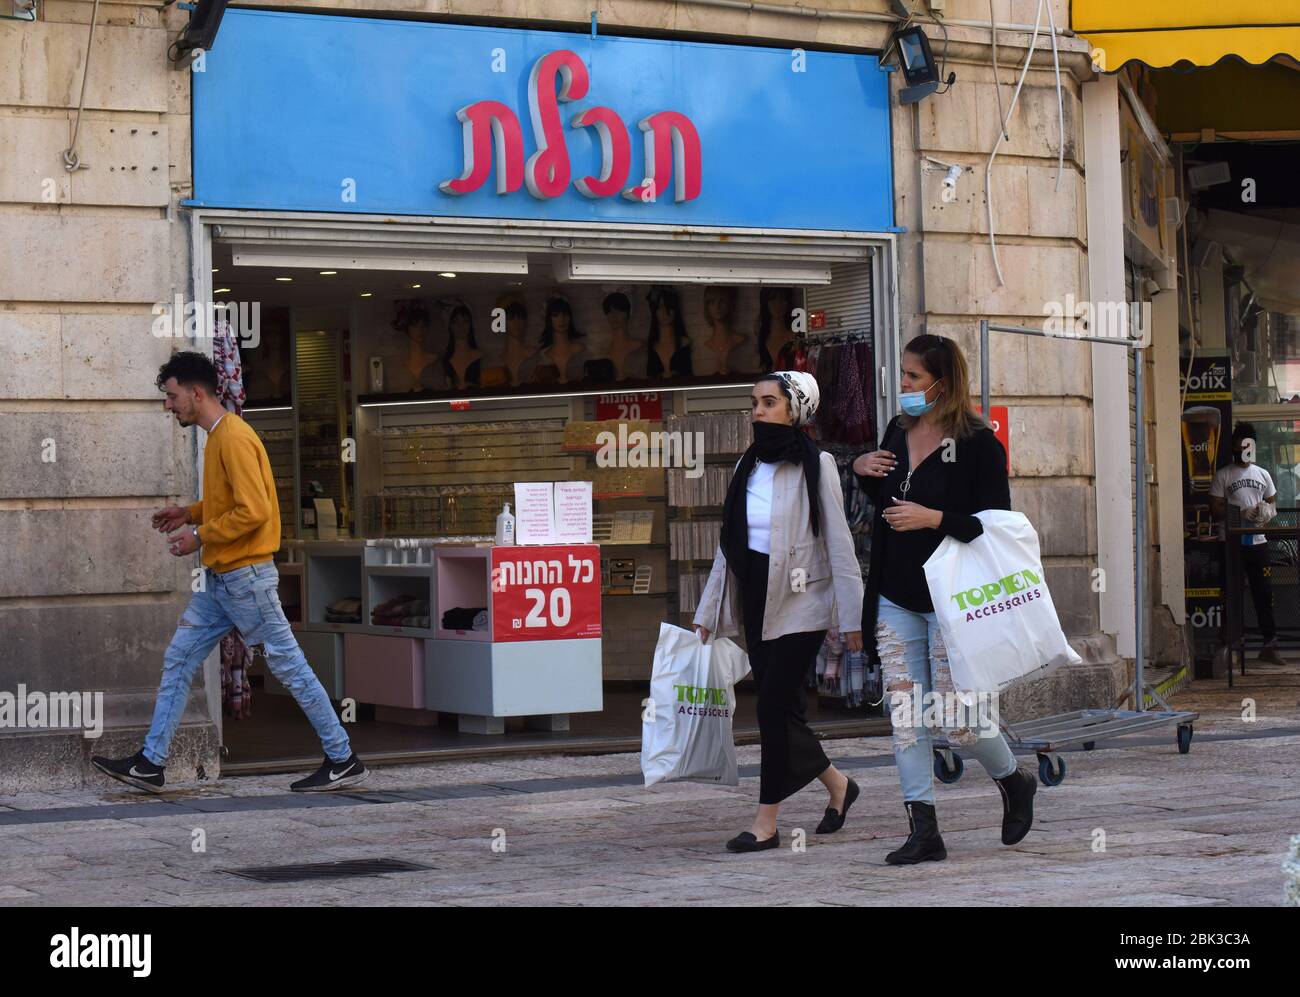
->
<box><xmin>295</xmin><ymin>329</ymin><xmax>345</xmax><ymax>528</ymax></box>
<box><xmin>804</xmin><ymin>260</ymin><xmax>874</xmax><ymax>334</ymax></box>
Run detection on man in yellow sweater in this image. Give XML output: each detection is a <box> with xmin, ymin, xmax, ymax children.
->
<box><xmin>92</xmin><ymin>352</ymin><xmax>367</xmax><ymax>793</ymax></box>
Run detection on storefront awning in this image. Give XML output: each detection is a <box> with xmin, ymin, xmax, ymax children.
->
<box><xmin>1072</xmin><ymin>2</ymin><xmax>1300</xmax><ymax>71</ymax></box>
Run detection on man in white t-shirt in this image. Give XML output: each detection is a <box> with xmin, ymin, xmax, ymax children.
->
<box><xmin>1210</xmin><ymin>422</ymin><xmax>1285</xmax><ymax>665</ymax></box>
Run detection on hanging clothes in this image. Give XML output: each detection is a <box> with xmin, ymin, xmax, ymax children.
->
<box><xmin>213</xmin><ymin>315</ymin><xmax>247</xmax><ymax>414</ymax></box>
<box><xmin>213</xmin><ymin>315</ymin><xmax>255</xmax><ymax>716</ymax></box>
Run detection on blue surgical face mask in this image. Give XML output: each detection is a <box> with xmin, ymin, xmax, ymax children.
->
<box><xmin>899</xmin><ymin>379</ymin><xmax>942</xmax><ymax>417</ymax></box>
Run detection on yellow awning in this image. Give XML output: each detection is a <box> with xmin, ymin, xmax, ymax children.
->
<box><xmin>1072</xmin><ymin>2</ymin><xmax>1300</xmax><ymax>71</ymax></box>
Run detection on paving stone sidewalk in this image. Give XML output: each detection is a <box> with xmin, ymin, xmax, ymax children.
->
<box><xmin>1</xmin><ymin>674</ymin><xmax>1297</xmax><ymax>907</ymax></box>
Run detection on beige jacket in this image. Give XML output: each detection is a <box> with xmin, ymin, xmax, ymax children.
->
<box><xmin>693</xmin><ymin>451</ymin><xmax>865</xmax><ymax>642</ymax></box>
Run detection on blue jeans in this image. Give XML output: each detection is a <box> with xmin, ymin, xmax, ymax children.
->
<box><xmin>144</xmin><ymin>560</ymin><xmax>351</xmax><ymax>766</ymax></box>
<box><xmin>876</xmin><ymin>595</ymin><xmax>1016</xmax><ymax>805</ymax></box>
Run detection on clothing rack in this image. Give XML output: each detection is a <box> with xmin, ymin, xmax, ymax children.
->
<box><xmin>800</xmin><ymin>328</ymin><xmax>874</xmax><ymax>347</ymax></box>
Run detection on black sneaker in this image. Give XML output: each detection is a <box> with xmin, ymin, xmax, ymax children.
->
<box><xmin>91</xmin><ymin>750</ymin><xmax>165</xmax><ymax>794</ymax></box>
<box><xmin>290</xmin><ymin>753</ymin><xmax>368</xmax><ymax>792</ymax></box>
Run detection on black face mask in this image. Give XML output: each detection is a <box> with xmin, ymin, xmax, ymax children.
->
<box><xmin>751</xmin><ymin>420</ymin><xmax>803</xmax><ymax>462</ymax></box>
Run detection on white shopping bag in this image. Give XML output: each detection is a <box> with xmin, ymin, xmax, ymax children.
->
<box><xmin>641</xmin><ymin>623</ymin><xmax>750</xmax><ymax>787</ymax></box>
<box><xmin>923</xmin><ymin>510</ymin><xmax>1081</xmax><ymax>693</ymax></box>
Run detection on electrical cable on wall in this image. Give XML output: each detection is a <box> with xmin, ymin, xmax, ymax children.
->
<box><xmin>985</xmin><ymin>0</ymin><xmax>1047</xmax><ymax>286</ymax></box>
<box><xmin>989</xmin><ymin>0</ymin><xmax>1008</xmax><ymax>140</ymax></box>
<box><xmin>62</xmin><ymin>0</ymin><xmax>101</xmax><ymax>172</ymax></box>
<box><xmin>1043</xmin><ymin>0</ymin><xmax>1066</xmax><ymax>191</ymax></box>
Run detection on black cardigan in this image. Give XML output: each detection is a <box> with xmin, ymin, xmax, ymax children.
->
<box><xmin>856</xmin><ymin>415</ymin><xmax>1011</xmax><ymax>661</ymax></box>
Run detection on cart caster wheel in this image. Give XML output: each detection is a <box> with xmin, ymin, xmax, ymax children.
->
<box><xmin>1082</xmin><ymin>741</ymin><xmax>1096</xmax><ymax>751</ymax></box>
<box><xmin>1177</xmin><ymin>724</ymin><xmax>1193</xmax><ymax>755</ymax></box>
<box><xmin>933</xmin><ymin>749</ymin><xmax>964</xmax><ymax>784</ymax></box>
<box><xmin>1037</xmin><ymin>753</ymin><xmax>1066</xmax><ymax>787</ymax></box>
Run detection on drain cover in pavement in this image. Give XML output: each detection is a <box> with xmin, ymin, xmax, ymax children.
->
<box><xmin>225</xmin><ymin>858</ymin><xmax>434</xmax><ymax>883</ymax></box>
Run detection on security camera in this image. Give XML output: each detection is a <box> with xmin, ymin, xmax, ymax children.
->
<box><xmin>942</xmin><ymin>165</ymin><xmax>962</xmax><ymax>191</ymax></box>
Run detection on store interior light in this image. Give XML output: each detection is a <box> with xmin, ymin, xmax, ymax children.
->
<box><xmin>275</xmin><ymin>276</ymin><xmax>293</xmax><ymax>282</ymax></box>
<box><xmin>318</xmin><ymin>270</ymin><xmax>338</xmax><ymax>276</ymax></box>
<box><xmin>411</xmin><ymin>283</ymin><xmax>422</xmax><ymax>289</ymax></box>
<box><xmin>230</xmin><ymin>243</ymin><xmax>526</xmax><ymax>275</ymax></box>
<box><xmin>214</xmin><ymin>287</ymin><xmax>231</xmax><ymax>294</ymax></box>
<box><xmin>360</xmin><ymin>292</ymin><xmax>373</xmax><ymax>298</ymax></box>
<box><xmin>559</xmin><ymin>254</ymin><xmax>833</xmax><ymax>285</ymax></box>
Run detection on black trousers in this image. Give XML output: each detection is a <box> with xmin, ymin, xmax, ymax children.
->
<box><xmin>741</xmin><ymin>550</ymin><xmax>830</xmax><ymax>805</ymax></box>
<box><xmin>1242</xmin><ymin>542</ymin><xmax>1277</xmax><ymax>643</ymax></box>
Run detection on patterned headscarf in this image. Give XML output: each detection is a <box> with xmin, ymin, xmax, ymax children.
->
<box><xmin>770</xmin><ymin>370</ymin><xmax>820</xmax><ymax>427</ymax></box>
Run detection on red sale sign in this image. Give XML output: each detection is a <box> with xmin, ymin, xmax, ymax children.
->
<box><xmin>489</xmin><ymin>544</ymin><xmax>602</xmax><ymax>642</ymax></box>
<box><xmin>594</xmin><ymin>392</ymin><xmax>663</xmax><ymax>422</ymax></box>
<box><xmin>977</xmin><ymin>406</ymin><xmax>1011</xmax><ymax>472</ymax></box>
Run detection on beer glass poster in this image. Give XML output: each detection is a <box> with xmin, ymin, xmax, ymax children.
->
<box><xmin>1180</xmin><ymin>354</ymin><xmax>1232</xmax><ymax>663</ymax></box>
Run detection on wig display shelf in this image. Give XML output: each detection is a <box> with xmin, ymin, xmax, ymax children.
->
<box><xmin>301</xmin><ymin>541</ymin><xmax>367</xmax><ymax>633</ymax></box>
<box><xmin>434</xmin><ymin>546</ymin><xmax>495</xmax><ymax>642</ymax></box>
<box><xmin>425</xmin><ymin>543</ymin><xmax>604</xmax><ymax>732</ymax></box>
<box><xmin>424</xmin><ymin>637</ymin><xmax>603</xmax><ymax>734</ymax></box>
<box><xmin>363</xmin><ymin>564</ymin><xmax>435</xmax><ymax>638</ymax></box>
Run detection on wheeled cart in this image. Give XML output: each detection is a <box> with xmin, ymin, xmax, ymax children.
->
<box><xmin>931</xmin><ymin>708</ymin><xmax>1200</xmax><ymax>787</ymax></box>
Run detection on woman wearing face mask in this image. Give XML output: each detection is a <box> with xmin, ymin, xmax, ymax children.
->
<box><xmin>694</xmin><ymin>372</ymin><xmax>865</xmax><ymax>853</ymax></box>
<box><xmin>852</xmin><ymin>334</ymin><xmax>1037</xmax><ymax>865</ymax></box>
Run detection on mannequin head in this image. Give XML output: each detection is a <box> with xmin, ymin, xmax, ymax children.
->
<box><xmin>444</xmin><ymin>305</ymin><xmax>476</xmax><ymax>361</ymax></box>
<box><xmin>603</xmin><ymin>292</ymin><xmax>631</xmax><ymax>336</ymax></box>
<box><xmin>758</xmin><ymin>287</ymin><xmax>797</xmax><ymax>368</ymax></box>
<box><xmin>505</xmin><ymin>301</ymin><xmax>528</xmax><ymax>342</ymax></box>
<box><xmin>704</xmin><ymin>286</ymin><xmax>737</xmax><ymax>326</ymax></box>
<box><xmin>646</xmin><ymin>286</ymin><xmax>687</xmax><ymax>348</ymax></box>
<box><xmin>543</xmin><ymin>296</ymin><xmax>580</xmax><ymax>347</ymax></box>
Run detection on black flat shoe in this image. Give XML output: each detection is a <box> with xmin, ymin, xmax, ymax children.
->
<box><xmin>816</xmin><ymin>776</ymin><xmax>860</xmax><ymax>834</ymax></box>
<box><xmin>725</xmin><ymin>830</ymin><xmax>780</xmax><ymax>853</ymax></box>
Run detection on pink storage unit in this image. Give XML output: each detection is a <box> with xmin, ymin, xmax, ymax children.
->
<box><xmin>343</xmin><ymin>633</ymin><xmax>424</xmax><ymax>709</ymax></box>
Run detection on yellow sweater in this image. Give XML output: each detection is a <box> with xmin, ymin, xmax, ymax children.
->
<box><xmin>186</xmin><ymin>413</ymin><xmax>280</xmax><ymax>573</ymax></box>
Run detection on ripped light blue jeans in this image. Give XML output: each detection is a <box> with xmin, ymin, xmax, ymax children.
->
<box><xmin>876</xmin><ymin>595</ymin><xmax>1017</xmax><ymax>804</ymax></box>
<box><xmin>144</xmin><ymin>561</ymin><xmax>351</xmax><ymax>766</ymax></box>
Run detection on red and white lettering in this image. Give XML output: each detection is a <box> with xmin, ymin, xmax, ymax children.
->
<box><xmin>623</xmin><ymin>111</ymin><xmax>702</xmax><ymax>204</ymax></box>
<box><xmin>570</xmin><ymin>106</ymin><xmax>631</xmax><ymax>199</ymax></box>
<box><xmin>444</xmin><ymin>51</ymin><xmax>701</xmax><ymax>205</ymax></box>
<box><xmin>439</xmin><ymin>100</ymin><xmax>524</xmax><ymax>196</ymax></box>
<box><xmin>525</xmin><ymin>49</ymin><xmax>589</xmax><ymax>199</ymax></box>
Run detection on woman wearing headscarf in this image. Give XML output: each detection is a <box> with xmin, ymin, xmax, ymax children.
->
<box><xmin>694</xmin><ymin>371</ymin><xmax>865</xmax><ymax>852</ymax></box>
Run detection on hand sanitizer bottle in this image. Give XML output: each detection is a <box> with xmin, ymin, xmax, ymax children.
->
<box><xmin>495</xmin><ymin>503</ymin><xmax>515</xmax><ymax>546</ymax></box>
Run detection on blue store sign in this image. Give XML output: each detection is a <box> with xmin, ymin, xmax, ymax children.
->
<box><xmin>192</xmin><ymin>10</ymin><xmax>894</xmax><ymax>232</ymax></box>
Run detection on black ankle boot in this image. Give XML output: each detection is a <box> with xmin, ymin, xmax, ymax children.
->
<box><xmin>885</xmin><ymin>801</ymin><xmax>946</xmax><ymax>865</ymax></box>
<box><xmin>995</xmin><ymin>766</ymin><xmax>1037</xmax><ymax>845</ymax></box>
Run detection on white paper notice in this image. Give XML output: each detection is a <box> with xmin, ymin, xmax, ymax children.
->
<box><xmin>554</xmin><ymin>481</ymin><xmax>593</xmax><ymax>544</ymax></box>
<box><xmin>513</xmin><ymin>482</ymin><xmax>555</xmax><ymax>545</ymax></box>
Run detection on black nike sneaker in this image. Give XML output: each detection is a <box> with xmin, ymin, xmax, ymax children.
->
<box><xmin>290</xmin><ymin>753</ymin><xmax>369</xmax><ymax>792</ymax></box>
<box><xmin>91</xmin><ymin>750</ymin><xmax>165</xmax><ymax>794</ymax></box>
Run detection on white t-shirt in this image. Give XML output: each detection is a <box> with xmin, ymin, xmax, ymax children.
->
<box><xmin>1210</xmin><ymin>463</ymin><xmax>1275</xmax><ymax>545</ymax></box>
<box><xmin>746</xmin><ymin>461</ymin><xmax>777</xmax><ymax>553</ymax></box>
